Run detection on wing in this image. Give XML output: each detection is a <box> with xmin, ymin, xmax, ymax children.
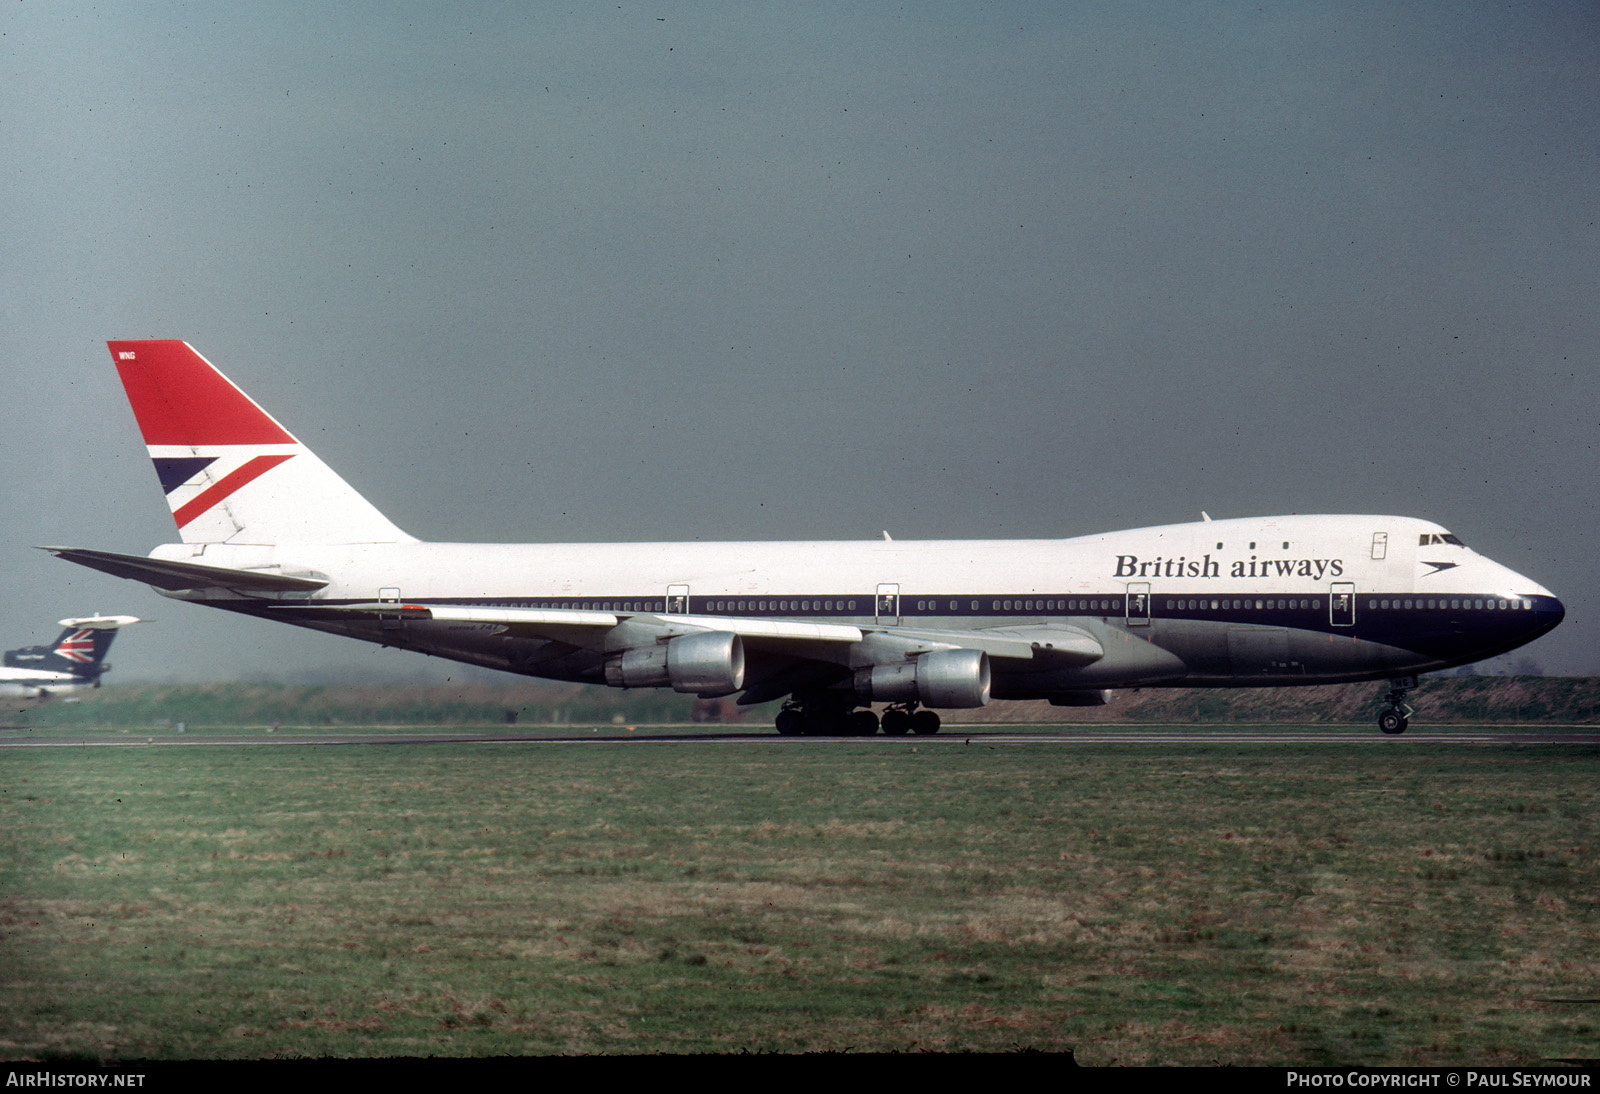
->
<box><xmin>40</xmin><ymin>545</ymin><xmax>1108</xmax><ymax>705</ymax></box>
<box><xmin>277</xmin><ymin>601</ymin><xmax>1105</xmax><ymax>702</ymax></box>
<box><xmin>278</xmin><ymin>601</ymin><xmax>1102</xmax><ymax>660</ymax></box>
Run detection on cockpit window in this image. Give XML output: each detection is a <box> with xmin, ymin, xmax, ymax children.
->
<box><xmin>1419</xmin><ymin>533</ymin><xmax>1466</xmax><ymax>546</ymax></box>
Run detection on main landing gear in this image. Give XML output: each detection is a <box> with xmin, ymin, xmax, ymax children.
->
<box><xmin>879</xmin><ymin>705</ymin><xmax>942</xmax><ymax>736</ymax></box>
<box><xmin>1378</xmin><ymin>677</ymin><xmax>1417</xmax><ymax>735</ymax></box>
<box><xmin>775</xmin><ymin>698</ymin><xmax>941</xmax><ymax>736</ymax></box>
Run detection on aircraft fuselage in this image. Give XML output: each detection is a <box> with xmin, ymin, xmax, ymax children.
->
<box><xmin>148</xmin><ymin>512</ymin><xmax>1562</xmax><ymax>698</ymax></box>
<box><xmin>0</xmin><ymin>672</ymin><xmax>96</xmax><ymax>702</ymax></box>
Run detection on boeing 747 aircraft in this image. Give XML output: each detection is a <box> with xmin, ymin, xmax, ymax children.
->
<box><xmin>47</xmin><ymin>341</ymin><xmax>1563</xmax><ymax>735</ymax></box>
<box><xmin>0</xmin><ymin>613</ymin><xmax>140</xmax><ymax>706</ymax></box>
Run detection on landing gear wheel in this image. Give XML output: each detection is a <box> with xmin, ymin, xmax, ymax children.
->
<box><xmin>1377</xmin><ymin>677</ymin><xmax>1416</xmax><ymax>736</ymax></box>
<box><xmin>802</xmin><ymin>710</ymin><xmax>844</xmax><ymax>736</ymax></box>
<box><xmin>880</xmin><ymin>709</ymin><xmax>911</xmax><ymax>736</ymax></box>
<box><xmin>847</xmin><ymin>710</ymin><xmax>880</xmax><ymax>736</ymax></box>
<box><xmin>909</xmin><ymin>709</ymin><xmax>942</xmax><ymax>735</ymax></box>
<box><xmin>778</xmin><ymin>695</ymin><xmax>887</xmax><ymax>737</ymax></box>
<box><xmin>1378</xmin><ymin>709</ymin><xmax>1409</xmax><ymax>735</ymax></box>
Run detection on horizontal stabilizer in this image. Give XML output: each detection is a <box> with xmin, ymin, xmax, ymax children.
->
<box><xmin>57</xmin><ymin>614</ymin><xmax>143</xmax><ymax>630</ymax></box>
<box><xmin>39</xmin><ymin>547</ymin><xmax>329</xmax><ymax>592</ymax></box>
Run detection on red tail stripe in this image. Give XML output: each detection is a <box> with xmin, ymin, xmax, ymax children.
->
<box><xmin>109</xmin><ymin>340</ymin><xmax>295</xmax><ymax>446</ymax></box>
<box><xmin>172</xmin><ymin>454</ymin><xmax>294</xmax><ymax>529</ymax></box>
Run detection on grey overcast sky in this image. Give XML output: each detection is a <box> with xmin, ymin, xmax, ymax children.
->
<box><xmin>3</xmin><ymin>2</ymin><xmax>1596</xmax><ymax>682</ymax></box>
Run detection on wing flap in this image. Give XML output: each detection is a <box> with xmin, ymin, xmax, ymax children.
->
<box><xmin>280</xmin><ymin>603</ymin><xmax>863</xmax><ymax>645</ymax></box>
<box><xmin>874</xmin><ymin>624</ymin><xmax>1104</xmax><ymax>664</ymax></box>
<box><xmin>973</xmin><ymin>624</ymin><xmax>1105</xmax><ymax>664</ymax></box>
<box><xmin>654</xmin><ymin>614</ymin><xmax>864</xmax><ymax>644</ymax></box>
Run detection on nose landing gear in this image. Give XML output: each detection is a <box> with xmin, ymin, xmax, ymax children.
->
<box><xmin>1378</xmin><ymin>677</ymin><xmax>1416</xmax><ymax>735</ymax></box>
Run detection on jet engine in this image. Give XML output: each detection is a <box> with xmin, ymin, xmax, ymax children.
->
<box><xmin>854</xmin><ymin>648</ymin><xmax>991</xmax><ymax>708</ymax></box>
<box><xmin>604</xmin><ymin>631</ymin><xmax>745</xmax><ymax>695</ymax></box>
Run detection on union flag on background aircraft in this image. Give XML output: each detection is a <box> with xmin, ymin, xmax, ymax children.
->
<box><xmin>53</xmin><ymin>629</ymin><xmax>97</xmax><ymax>664</ymax></box>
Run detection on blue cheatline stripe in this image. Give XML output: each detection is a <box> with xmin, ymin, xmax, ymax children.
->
<box><xmin>255</xmin><ymin>592</ymin><xmax>1560</xmax><ymax>633</ymax></box>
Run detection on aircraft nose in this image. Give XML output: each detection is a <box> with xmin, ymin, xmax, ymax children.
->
<box><xmin>1490</xmin><ymin>561</ymin><xmax>1563</xmax><ymax>637</ymax></box>
<box><xmin>1523</xmin><ymin>575</ymin><xmax>1558</xmax><ymax>601</ymax></box>
<box><xmin>1520</xmin><ymin>584</ymin><xmax>1564</xmax><ymax>639</ymax></box>
<box><xmin>1493</xmin><ymin>559</ymin><xmax>1557</xmax><ymax>602</ymax></box>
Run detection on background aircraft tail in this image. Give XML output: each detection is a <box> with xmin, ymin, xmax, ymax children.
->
<box><xmin>108</xmin><ymin>340</ymin><xmax>414</xmax><ymax>545</ymax></box>
<box><xmin>3</xmin><ymin>614</ymin><xmax>140</xmax><ymax>681</ymax></box>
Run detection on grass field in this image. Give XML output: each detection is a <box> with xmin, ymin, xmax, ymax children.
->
<box><xmin>1</xmin><ymin>731</ymin><xmax>1596</xmax><ymax>1063</ymax></box>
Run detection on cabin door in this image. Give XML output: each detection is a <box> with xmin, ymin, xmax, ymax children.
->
<box><xmin>875</xmin><ymin>584</ymin><xmax>901</xmax><ymax>626</ymax></box>
<box><xmin>1125</xmin><ymin>582</ymin><xmax>1150</xmax><ymax>626</ymax></box>
<box><xmin>666</xmin><ymin>584</ymin><xmax>690</xmax><ymax>615</ymax></box>
<box><xmin>1329</xmin><ymin>582</ymin><xmax>1356</xmax><ymax>627</ymax></box>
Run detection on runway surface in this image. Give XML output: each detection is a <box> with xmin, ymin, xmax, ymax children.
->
<box><xmin>2</xmin><ymin>726</ymin><xmax>1598</xmax><ymax>748</ymax></box>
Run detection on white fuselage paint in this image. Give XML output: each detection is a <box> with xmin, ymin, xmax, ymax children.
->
<box><xmin>158</xmin><ymin>516</ymin><xmax>1534</xmax><ymax>596</ymax></box>
<box><xmin>147</xmin><ymin>513</ymin><xmax>1561</xmax><ymax>696</ymax></box>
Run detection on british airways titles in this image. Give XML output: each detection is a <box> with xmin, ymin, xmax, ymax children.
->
<box><xmin>1113</xmin><ymin>554</ymin><xmax>1346</xmax><ymax>580</ymax></box>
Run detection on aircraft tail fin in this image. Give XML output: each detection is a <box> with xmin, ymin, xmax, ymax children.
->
<box><xmin>107</xmin><ymin>341</ymin><xmax>414</xmax><ymax>545</ymax></box>
<box><xmin>3</xmin><ymin>614</ymin><xmax>141</xmax><ymax>680</ymax></box>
